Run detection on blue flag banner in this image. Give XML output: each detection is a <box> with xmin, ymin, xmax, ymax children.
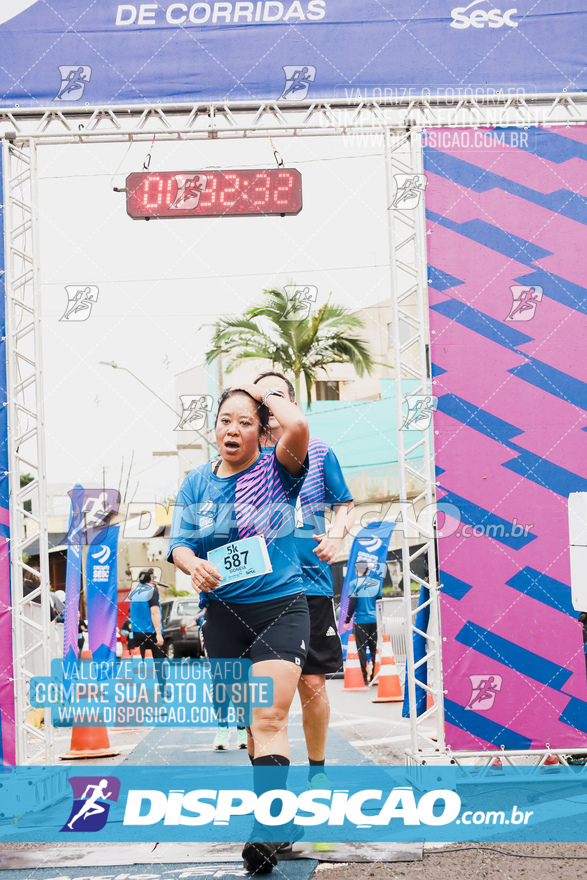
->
<box><xmin>0</xmin><ymin>1</ymin><xmax>584</xmax><ymax>108</ymax></box>
<box><xmin>402</xmin><ymin>583</ymin><xmax>430</xmax><ymax>719</ymax></box>
<box><xmin>63</xmin><ymin>485</ymin><xmax>85</xmax><ymax>664</ymax></box>
<box><xmin>338</xmin><ymin>521</ymin><xmax>395</xmax><ymax>639</ymax></box>
<box><xmin>86</xmin><ymin>525</ymin><xmax>119</xmax><ymax>666</ymax></box>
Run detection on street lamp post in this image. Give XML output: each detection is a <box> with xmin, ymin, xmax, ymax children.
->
<box><xmin>98</xmin><ymin>360</ymin><xmax>217</xmax><ymax>459</ymax></box>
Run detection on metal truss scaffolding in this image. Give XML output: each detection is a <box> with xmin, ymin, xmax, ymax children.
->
<box><xmin>2</xmin><ymin>94</ymin><xmax>587</xmax><ymax>765</ymax></box>
<box><xmin>385</xmin><ymin>128</ymin><xmax>444</xmax><ymax>760</ymax></box>
<box><xmin>1</xmin><ymin>92</ymin><xmax>587</xmax><ymax>144</ymax></box>
<box><xmin>3</xmin><ymin>137</ymin><xmax>54</xmax><ymax>765</ymax></box>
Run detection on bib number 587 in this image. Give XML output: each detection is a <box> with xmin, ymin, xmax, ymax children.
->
<box><xmin>224</xmin><ymin>543</ymin><xmax>248</xmax><ymax>570</ymax></box>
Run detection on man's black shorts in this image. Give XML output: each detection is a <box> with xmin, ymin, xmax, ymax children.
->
<box><xmin>302</xmin><ymin>595</ymin><xmax>343</xmax><ymax>676</ymax></box>
<box><xmin>202</xmin><ymin>592</ymin><xmax>310</xmax><ymax>667</ymax></box>
<box><xmin>133</xmin><ymin>631</ymin><xmax>165</xmax><ymax>659</ymax></box>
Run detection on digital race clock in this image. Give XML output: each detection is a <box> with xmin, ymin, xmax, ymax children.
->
<box><xmin>125</xmin><ymin>169</ymin><xmax>302</xmax><ymax>219</ymax></box>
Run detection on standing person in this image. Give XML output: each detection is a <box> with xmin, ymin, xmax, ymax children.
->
<box><xmin>78</xmin><ymin>618</ymin><xmax>88</xmax><ymax>657</ymax></box>
<box><xmin>120</xmin><ymin>616</ymin><xmax>137</xmax><ymax>656</ymax></box>
<box><xmin>128</xmin><ymin>570</ymin><xmax>165</xmax><ymax>660</ymax></box>
<box><xmin>344</xmin><ymin>562</ymin><xmax>383</xmax><ymax>685</ymax></box>
<box><xmin>168</xmin><ymin>384</ymin><xmax>310</xmax><ymax>874</ymax></box>
<box><xmin>253</xmin><ymin>371</ymin><xmax>355</xmax><ymax>791</ymax></box>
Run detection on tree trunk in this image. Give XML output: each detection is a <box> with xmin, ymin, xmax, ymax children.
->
<box><xmin>294</xmin><ymin>372</ymin><xmax>301</xmax><ymax>404</ymax></box>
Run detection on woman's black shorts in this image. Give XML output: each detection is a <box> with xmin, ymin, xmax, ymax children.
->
<box><xmin>202</xmin><ymin>592</ymin><xmax>310</xmax><ymax>667</ymax></box>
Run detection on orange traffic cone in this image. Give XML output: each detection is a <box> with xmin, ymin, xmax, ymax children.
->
<box><xmin>343</xmin><ymin>634</ymin><xmax>368</xmax><ymax>691</ymax></box>
<box><xmin>372</xmin><ymin>635</ymin><xmax>403</xmax><ymax>702</ymax></box>
<box><xmin>59</xmin><ymin>639</ymin><xmax>121</xmax><ymax>760</ymax></box>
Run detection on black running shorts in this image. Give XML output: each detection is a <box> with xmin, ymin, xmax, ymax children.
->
<box><xmin>302</xmin><ymin>595</ymin><xmax>343</xmax><ymax>675</ymax></box>
<box><xmin>202</xmin><ymin>592</ymin><xmax>310</xmax><ymax>667</ymax></box>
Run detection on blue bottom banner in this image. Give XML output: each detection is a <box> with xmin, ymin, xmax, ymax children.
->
<box><xmin>1</xmin><ymin>766</ymin><xmax>587</xmax><ymax>842</ymax></box>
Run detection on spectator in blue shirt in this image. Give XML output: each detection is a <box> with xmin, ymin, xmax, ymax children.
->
<box><xmin>129</xmin><ymin>569</ymin><xmax>165</xmax><ymax>659</ymax></box>
<box><xmin>344</xmin><ymin>561</ymin><xmax>384</xmax><ymax>684</ymax></box>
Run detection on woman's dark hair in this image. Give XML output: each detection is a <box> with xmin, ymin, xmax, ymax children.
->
<box><xmin>138</xmin><ymin>570</ymin><xmax>152</xmax><ymax>584</ymax></box>
<box><xmin>215</xmin><ymin>389</ymin><xmax>270</xmax><ymax>436</ymax></box>
<box><xmin>253</xmin><ymin>370</ymin><xmax>296</xmax><ymax>402</ymax></box>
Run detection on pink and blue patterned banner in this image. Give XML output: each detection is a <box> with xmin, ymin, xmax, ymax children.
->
<box><xmin>426</xmin><ymin>125</ymin><xmax>587</xmax><ymax>750</ymax></box>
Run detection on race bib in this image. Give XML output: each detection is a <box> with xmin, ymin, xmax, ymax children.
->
<box><xmin>207</xmin><ymin>536</ymin><xmax>272</xmax><ymax>586</ymax></box>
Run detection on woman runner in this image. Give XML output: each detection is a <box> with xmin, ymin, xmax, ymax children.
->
<box><xmin>168</xmin><ymin>384</ymin><xmax>310</xmax><ymax>874</ymax></box>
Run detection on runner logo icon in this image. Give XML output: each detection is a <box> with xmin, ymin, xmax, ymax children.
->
<box><xmin>505</xmin><ymin>285</ymin><xmax>543</xmax><ymax>322</ymax></box>
<box><xmin>175</xmin><ymin>394</ymin><xmax>214</xmax><ymax>431</ymax></box>
<box><xmin>466</xmin><ymin>675</ymin><xmax>503</xmax><ymax>711</ymax></box>
<box><xmin>54</xmin><ymin>65</ymin><xmax>92</xmax><ymax>100</ymax></box>
<box><xmin>280</xmin><ymin>65</ymin><xmax>316</xmax><ymax>100</ymax></box>
<box><xmin>60</xmin><ymin>285</ymin><xmax>99</xmax><ymax>322</ymax></box>
<box><xmin>450</xmin><ymin>0</ymin><xmax>518</xmax><ymax>29</ymax></box>
<box><xmin>61</xmin><ymin>776</ymin><xmax>120</xmax><ymax>832</ymax></box>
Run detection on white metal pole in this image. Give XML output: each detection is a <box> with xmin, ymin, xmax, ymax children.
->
<box><xmin>29</xmin><ymin>139</ymin><xmax>53</xmax><ymax>763</ymax></box>
<box><xmin>384</xmin><ymin>127</ymin><xmax>420</xmax><ymax>750</ymax></box>
<box><xmin>409</xmin><ymin>128</ymin><xmax>445</xmax><ymax>750</ymax></box>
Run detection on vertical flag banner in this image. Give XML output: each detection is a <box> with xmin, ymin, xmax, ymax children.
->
<box><xmin>426</xmin><ymin>125</ymin><xmax>587</xmax><ymax>751</ymax></box>
<box><xmin>86</xmin><ymin>524</ymin><xmax>119</xmax><ymax>664</ymax></box>
<box><xmin>63</xmin><ymin>486</ymin><xmax>121</xmax><ymax>663</ymax></box>
<box><xmin>63</xmin><ymin>484</ymin><xmax>85</xmax><ymax>663</ymax></box>
<box><xmin>338</xmin><ymin>521</ymin><xmax>396</xmax><ymax>632</ymax></box>
<box><xmin>0</xmin><ymin>145</ymin><xmax>16</xmax><ymax>767</ymax></box>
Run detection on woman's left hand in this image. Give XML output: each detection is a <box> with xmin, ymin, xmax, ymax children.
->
<box><xmin>230</xmin><ymin>383</ymin><xmax>264</xmax><ymax>402</ymax></box>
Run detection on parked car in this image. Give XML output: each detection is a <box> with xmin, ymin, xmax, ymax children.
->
<box><xmin>160</xmin><ymin>597</ymin><xmax>203</xmax><ymax>659</ymax></box>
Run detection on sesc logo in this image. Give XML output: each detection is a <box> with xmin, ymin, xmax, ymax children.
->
<box><xmin>451</xmin><ymin>0</ymin><xmax>518</xmax><ymax>28</ymax></box>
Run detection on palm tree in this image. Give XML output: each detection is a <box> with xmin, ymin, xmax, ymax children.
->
<box><xmin>206</xmin><ymin>289</ymin><xmax>374</xmax><ymax>403</ymax></box>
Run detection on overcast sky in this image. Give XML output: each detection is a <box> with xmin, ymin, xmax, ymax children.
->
<box><xmin>36</xmin><ymin>132</ymin><xmax>394</xmax><ymax>505</ymax></box>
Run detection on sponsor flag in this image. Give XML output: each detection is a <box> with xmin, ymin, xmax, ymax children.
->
<box><xmin>338</xmin><ymin>521</ymin><xmax>395</xmax><ymax>642</ymax></box>
<box><xmin>63</xmin><ymin>486</ymin><xmax>120</xmax><ymax>663</ymax></box>
<box><xmin>63</xmin><ymin>484</ymin><xmax>85</xmax><ymax>663</ymax></box>
<box><xmin>86</xmin><ymin>525</ymin><xmax>119</xmax><ymax>665</ymax></box>
<box><xmin>402</xmin><ymin>582</ymin><xmax>430</xmax><ymax>718</ymax></box>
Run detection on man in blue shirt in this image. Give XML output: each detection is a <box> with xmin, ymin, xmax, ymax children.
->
<box><xmin>344</xmin><ymin>561</ymin><xmax>384</xmax><ymax>684</ymax></box>
<box><xmin>129</xmin><ymin>569</ymin><xmax>165</xmax><ymax>659</ymax></box>
<box><xmin>254</xmin><ymin>371</ymin><xmax>355</xmax><ymax>788</ymax></box>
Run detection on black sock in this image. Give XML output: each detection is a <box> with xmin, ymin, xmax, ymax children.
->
<box><xmin>252</xmin><ymin>755</ymin><xmax>289</xmax><ymax>799</ymax></box>
<box><xmin>308</xmin><ymin>758</ymin><xmax>325</xmax><ymax>781</ymax></box>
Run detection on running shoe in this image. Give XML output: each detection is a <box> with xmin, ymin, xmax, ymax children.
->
<box><xmin>237</xmin><ymin>727</ymin><xmax>248</xmax><ymax>749</ymax></box>
<box><xmin>566</xmin><ymin>754</ymin><xmax>587</xmax><ymax>765</ymax></box>
<box><xmin>242</xmin><ymin>841</ymin><xmax>279</xmax><ymax>874</ymax></box>
<box><xmin>213</xmin><ymin>727</ymin><xmax>230</xmax><ymax>750</ymax></box>
<box><xmin>306</xmin><ymin>775</ymin><xmax>331</xmax><ymax>853</ymax></box>
<box><xmin>273</xmin><ymin>822</ymin><xmax>304</xmax><ymax>854</ymax></box>
<box><xmin>307</xmin><ymin>771</ymin><xmax>331</xmax><ymax>791</ymax></box>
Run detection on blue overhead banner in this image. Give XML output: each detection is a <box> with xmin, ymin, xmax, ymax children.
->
<box><xmin>0</xmin><ymin>1</ymin><xmax>584</xmax><ymax>108</ymax></box>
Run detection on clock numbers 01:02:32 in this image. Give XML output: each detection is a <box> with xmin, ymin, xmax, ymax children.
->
<box><xmin>126</xmin><ymin>168</ymin><xmax>303</xmax><ymax>218</ymax></box>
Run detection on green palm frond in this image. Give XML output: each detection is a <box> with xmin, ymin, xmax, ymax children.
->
<box><xmin>206</xmin><ymin>286</ymin><xmax>375</xmax><ymax>402</ymax></box>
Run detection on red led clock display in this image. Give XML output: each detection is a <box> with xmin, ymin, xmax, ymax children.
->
<box><xmin>126</xmin><ymin>169</ymin><xmax>302</xmax><ymax>219</ymax></box>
